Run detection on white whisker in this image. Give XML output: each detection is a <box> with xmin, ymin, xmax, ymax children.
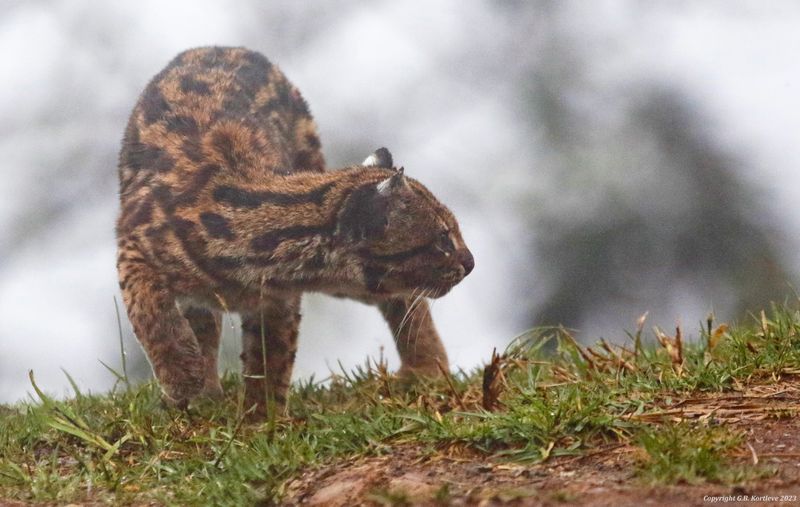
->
<box><xmin>397</xmin><ymin>288</ymin><xmax>423</xmax><ymax>339</ymax></box>
<box><xmin>411</xmin><ymin>289</ymin><xmax>431</xmax><ymax>361</ymax></box>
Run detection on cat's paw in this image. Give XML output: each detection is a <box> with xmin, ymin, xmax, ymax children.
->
<box><xmin>156</xmin><ymin>356</ymin><xmax>205</xmax><ymax>409</ymax></box>
<box><xmin>397</xmin><ymin>362</ymin><xmax>446</xmax><ymax>380</ymax></box>
<box><xmin>200</xmin><ymin>380</ymin><xmax>224</xmax><ymax>400</ymax></box>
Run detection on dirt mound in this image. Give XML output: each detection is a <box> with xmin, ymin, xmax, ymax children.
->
<box><xmin>283</xmin><ymin>383</ymin><xmax>800</xmax><ymax>506</ymax></box>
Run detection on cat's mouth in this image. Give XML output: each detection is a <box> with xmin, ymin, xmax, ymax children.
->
<box><xmin>419</xmin><ymin>265</ymin><xmax>471</xmax><ymax>298</ymax></box>
<box><xmin>425</xmin><ymin>284</ymin><xmax>454</xmax><ymax>298</ymax></box>
<box><xmin>370</xmin><ymin>264</ymin><xmax>468</xmax><ymax>299</ymax></box>
<box><xmin>421</xmin><ymin>277</ymin><xmax>463</xmax><ymax>298</ymax></box>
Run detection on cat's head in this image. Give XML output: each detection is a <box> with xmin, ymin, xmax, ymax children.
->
<box><xmin>336</xmin><ymin>148</ymin><xmax>474</xmax><ymax>298</ymax></box>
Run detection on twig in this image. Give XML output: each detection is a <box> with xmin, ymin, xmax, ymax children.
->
<box><xmin>436</xmin><ymin>358</ymin><xmax>466</xmax><ymax>411</ymax></box>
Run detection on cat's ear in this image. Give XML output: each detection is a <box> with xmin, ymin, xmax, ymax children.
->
<box><xmin>362</xmin><ymin>147</ymin><xmax>393</xmax><ymax>169</ymax></box>
<box><xmin>376</xmin><ymin>166</ymin><xmax>406</xmax><ymax>195</ymax></box>
<box><xmin>336</xmin><ymin>183</ymin><xmax>391</xmax><ymax>241</ymax></box>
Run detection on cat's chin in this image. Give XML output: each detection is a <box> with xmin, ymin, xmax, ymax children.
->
<box><xmin>420</xmin><ymin>283</ymin><xmax>456</xmax><ymax>299</ymax></box>
<box><xmin>360</xmin><ymin>284</ymin><xmax>454</xmax><ymax>300</ymax></box>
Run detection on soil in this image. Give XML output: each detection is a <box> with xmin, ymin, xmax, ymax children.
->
<box><xmin>282</xmin><ymin>381</ymin><xmax>800</xmax><ymax>507</ymax></box>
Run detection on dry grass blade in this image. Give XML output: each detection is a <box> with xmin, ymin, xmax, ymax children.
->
<box><xmin>378</xmin><ymin>368</ymin><xmax>394</xmax><ymax>401</ymax></box>
<box><xmin>214</xmin><ymin>403</ymin><xmax>256</xmax><ymax>468</ymax></box>
<box><xmin>599</xmin><ymin>339</ymin><xmax>637</xmax><ymax>373</ymax></box>
<box><xmin>708</xmin><ymin>324</ymin><xmax>729</xmax><ymax>350</ymax></box>
<box><xmin>482</xmin><ymin>348</ymin><xmax>504</xmax><ymax>411</ymax></box>
<box><xmin>634</xmin><ymin>311</ymin><xmax>648</xmax><ymax>356</ymax></box>
<box><xmin>436</xmin><ymin>358</ymin><xmax>466</xmax><ymax>411</ymax></box>
<box><xmin>561</xmin><ymin>327</ymin><xmax>596</xmax><ymax>374</ymax></box>
<box><xmin>746</xmin><ymin>442</ymin><xmax>759</xmax><ymax>465</ymax></box>
<box><xmin>654</xmin><ymin>325</ymin><xmax>684</xmax><ymax>375</ymax></box>
<box><xmin>626</xmin><ymin>393</ymin><xmax>800</xmax><ymax>423</ymax></box>
<box><xmin>551</xmin><ymin>364</ymin><xmax>578</xmax><ymax>382</ymax></box>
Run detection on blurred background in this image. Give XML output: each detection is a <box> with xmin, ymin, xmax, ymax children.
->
<box><xmin>2</xmin><ymin>0</ymin><xmax>800</xmax><ymax>402</ymax></box>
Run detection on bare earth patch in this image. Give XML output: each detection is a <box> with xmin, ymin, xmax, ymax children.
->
<box><xmin>283</xmin><ymin>381</ymin><xmax>800</xmax><ymax>506</ymax></box>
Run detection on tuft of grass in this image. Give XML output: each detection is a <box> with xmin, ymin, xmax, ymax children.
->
<box><xmin>636</xmin><ymin>423</ymin><xmax>743</xmax><ymax>484</ymax></box>
<box><xmin>1</xmin><ymin>303</ymin><xmax>799</xmax><ymax>504</ymax></box>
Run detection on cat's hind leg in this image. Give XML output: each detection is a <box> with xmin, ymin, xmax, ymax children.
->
<box><xmin>117</xmin><ymin>248</ymin><xmax>204</xmax><ymax>408</ymax></box>
<box><xmin>179</xmin><ymin>305</ymin><xmax>223</xmax><ymax>399</ymax></box>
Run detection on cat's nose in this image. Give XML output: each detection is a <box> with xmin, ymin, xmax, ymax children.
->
<box><xmin>458</xmin><ymin>249</ymin><xmax>474</xmax><ymax>276</ymax></box>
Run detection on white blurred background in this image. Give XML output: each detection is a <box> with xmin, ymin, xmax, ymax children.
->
<box><xmin>2</xmin><ymin>0</ymin><xmax>800</xmax><ymax>402</ymax></box>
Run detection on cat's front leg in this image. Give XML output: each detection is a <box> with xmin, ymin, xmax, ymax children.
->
<box><xmin>378</xmin><ymin>297</ymin><xmax>449</xmax><ymax>378</ymax></box>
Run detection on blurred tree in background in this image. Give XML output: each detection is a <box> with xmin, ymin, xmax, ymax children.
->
<box><xmin>530</xmin><ymin>87</ymin><xmax>788</xmax><ymax>331</ymax></box>
<box><xmin>512</xmin><ymin>3</ymin><xmax>790</xmax><ymax>334</ymax></box>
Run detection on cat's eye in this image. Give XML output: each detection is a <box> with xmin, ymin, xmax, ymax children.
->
<box><xmin>437</xmin><ymin>230</ymin><xmax>454</xmax><ymax>255</ymax></box>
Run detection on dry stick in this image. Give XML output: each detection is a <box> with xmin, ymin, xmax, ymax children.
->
<box><xmin>733</xmin><ymin>452</ymin><xmax>800</xmax><ymax>459</ymax></box>
<box><xmin>436</xmin><ymin>358</ymin><xmax>466</xmax><ymax>411</ymax></box>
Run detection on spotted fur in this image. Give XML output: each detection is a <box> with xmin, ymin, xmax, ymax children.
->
<box><xmin>116</xmin><ymin>47</ymin><xmax>474</xmax><ymax>414</ymax></box>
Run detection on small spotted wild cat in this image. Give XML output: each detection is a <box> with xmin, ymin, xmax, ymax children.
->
<box><xmin>116</xmin><ymin>47</ymin><xmax>474</xmax><ymax>414</ymax></box>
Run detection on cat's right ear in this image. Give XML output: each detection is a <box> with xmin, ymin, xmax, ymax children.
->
<box><xmin>362</xmin><ymin>147</ymin><xmax>393</xmax><ymax>169</ymax></box>
<box><xmin>336</xmin><ymin>184</ymin><xmax>390</xmax><ymax>241</ymax></box>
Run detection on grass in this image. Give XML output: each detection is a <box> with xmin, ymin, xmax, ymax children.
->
<box><xmin>1</xmin><ymin>304</ymin><xmax>799</xmax><ymax>504</ymax></box>
<box><xmin>636</xmin><ymin>423</ymin><xmax>745</xmax><ymax>484</ymax></box>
